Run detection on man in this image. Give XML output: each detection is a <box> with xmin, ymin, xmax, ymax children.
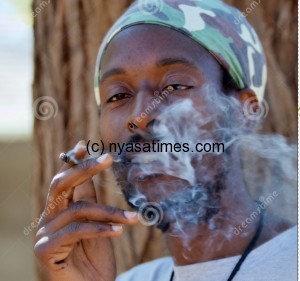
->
<box><xmin>34</xmin><ymin>1</ymin><xmax>297</xmax><ymax>280</ymax></box>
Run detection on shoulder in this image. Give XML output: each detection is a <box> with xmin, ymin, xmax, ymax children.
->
<box><xmin>254</xmin><ymin>225</ymin><xmax>297</xmax><ymax>259</ymax></box>
<box><xmin>246</xmin><ymin>225</ymin><xmax>297</xmax><ymax>280</ymax></box>
<box><xmin>274</xmin><ymin>224</ymin><xmax>297</xmax><ymax>253</ymax></box>
<box><xmin>116</xmin><ymin>257</ymin><xmax>173</xmax><ymax>281</ymax></box>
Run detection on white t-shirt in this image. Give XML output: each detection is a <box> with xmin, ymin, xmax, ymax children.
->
<box><xmin>116</xmin><ymin>226</ymin><xmax>297</xmax><ymax>281</ymax></box>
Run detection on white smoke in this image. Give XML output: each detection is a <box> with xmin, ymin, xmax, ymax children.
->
<box><xmin>113</xmin><ymin>83</ymin><xmax>297</xmax><ymax>250</ymax></box>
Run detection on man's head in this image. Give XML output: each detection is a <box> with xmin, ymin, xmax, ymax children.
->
<box><xmin>95</xmin><ymin>0</ymin><xmax>267</xmax><ymax>233</ymax></box>
<box><xmin>95</xmin><ymin>0</ymin><xmax>267</xmax><ymax>105</ymax></box>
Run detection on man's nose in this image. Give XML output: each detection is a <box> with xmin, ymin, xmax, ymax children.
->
<box><xmin>128</xmin><ymin>117</ymin><xmax>163</xmax><ymax>135</ymax></box>
<box><xmin>127</xmin><ymin>92</ymin><xmax>162</xmax><ymax>133</ymax></box>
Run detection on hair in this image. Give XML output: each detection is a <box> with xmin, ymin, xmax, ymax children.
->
<box><xmin>222</xmin><ymin>68</ymin><xmax>240</xmax><ymax>94</ymax></box>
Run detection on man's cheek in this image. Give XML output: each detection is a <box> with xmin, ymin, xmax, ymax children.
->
<box><xmin>100</xmin><ymin>116</ymin><xmax>117</xmax><ymax>142</ymax></box>
<box><xmin>100</xmin><ymin>122</ymin><xmax>128</xmax><ymax>151</ymax></box>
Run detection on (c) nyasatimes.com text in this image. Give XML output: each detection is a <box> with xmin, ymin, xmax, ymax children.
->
<box><xmin>87</xmin><ymin>140</ymin><xmax>225</xmax><ymax>156</ymax></box>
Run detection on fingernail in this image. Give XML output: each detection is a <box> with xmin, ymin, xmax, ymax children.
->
<box><xmin>96</xmin><ymin>154</ymin><xmax>109</xmax><ymax>163</ymax></box>
<box><xmin>74</xmin><ymin>140</ymin><xmax>86</xmax><ymax>152</ymax></box>
<box><xmin>124</xmin><ymin>211</ymin><xmax>138</xmax><ymax>220</ymax></box>
<box><xmin>36</xmin><ymin>227</ymin><xmax>46</xmax><ymax>237</ymax></box>
<box><xmin>112</xmin><ymin>225</ymin><xmax>123</xmax><ymax>232</ymax></box>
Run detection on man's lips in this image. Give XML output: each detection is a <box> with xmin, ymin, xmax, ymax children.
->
<box><xmin>127</xmin><ymin>160</ymin><xmax>166</xmax><ymax>182</ymax></box>
<box><xmin>121</xmin><ymin>151</ymin><xmax>195</xmax><ymax>185</ymax></box>
<box><xmin>122</xmin><ymin>151</ymin><xmax>172</xmax><ymax>181</ymax></box>
<box><xmin>125</xmin><ymin>151</ymin><xmax>163</xmax><ymax>163</ymax></box>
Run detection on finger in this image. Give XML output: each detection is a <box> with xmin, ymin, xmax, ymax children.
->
<box><xmin>36</xmin><ymin>201</ymin><xmax>138</xmax><ymax>239</ymax></box>
<box><xmin>70</xmin><ymin>143</ymin><xmax>97</xmax><ymax>203</ymax></box>
<box><xmin>34</xmin><ymin>222</ymin><xmax>123</xmax><ymax>269</ymax></box>
<box><xmin>51</xmin><ymin>154</ymin><xmax>113</xmax><ymax>197</ymax></box>
<box><xmin>73</xmin><ymin>179</ymin><xmax>97</xmax><ymax>203</ymax></box>
<box><xmin>40</xmin><ymin>154</ymin><xmax>113</xmax><ymax>227</ymax></box>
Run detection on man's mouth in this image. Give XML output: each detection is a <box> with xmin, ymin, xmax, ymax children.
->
<box><xmin>130</xmin><ymin>153</ymin><xmax>160</xmax><ymax>165</ymax></box>
<box><xmin>126</xmin><ymin>152</ymin><xmax>166</xmax><ymax>182</ymax></box>
<box><xmin>118</xmin><ymin>148</ymin><xmax>195</xmax><ymax>186</ymax></box>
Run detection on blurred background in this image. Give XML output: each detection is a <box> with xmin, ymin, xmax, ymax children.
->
<box><xmin>0</xmin><ymin>0</ymin><xmax>35</xmax><ymax>280</ymax></box>
<box><xmin>0</xmin><ymin>0</ymin><xmax>297</xmax><ymax>280</ymax></box>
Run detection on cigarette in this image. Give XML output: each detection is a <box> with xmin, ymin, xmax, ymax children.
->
<box><xmin>59</xmin><ymin>151</ymin><xmax>80</xmax><ymax>165</ymax></box>
<box><xmin>59</xmin><ymin>150</ymin><xmax>120</xmax><ymax>165</ymax></box>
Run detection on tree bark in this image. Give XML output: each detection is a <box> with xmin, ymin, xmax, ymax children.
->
<box><xmin>32</xmin><ymin>0</ymin><xmax>297</xmax><ymax>279</ymax></box>
<box><xmin>226</xmin><ymin>0</ymin><xmax>298</xmax><ymax>138</ymax></box>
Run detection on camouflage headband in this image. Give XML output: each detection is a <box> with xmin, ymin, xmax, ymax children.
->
<box><xmin>94</xmin><ymin>0</ymin><xmax>267</xmax><ymax>105</ymax></box>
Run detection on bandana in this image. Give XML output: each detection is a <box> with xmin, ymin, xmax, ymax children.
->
<box><xmin>94</xmin><ymin>0</ymin><xmax>267</xmax><ymax>105</ymax></box>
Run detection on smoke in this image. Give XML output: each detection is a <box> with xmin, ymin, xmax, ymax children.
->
<box><xmin>112</xmin><ymin>83</ymin><xmax>297</xmax><ymax>248</ymax></box>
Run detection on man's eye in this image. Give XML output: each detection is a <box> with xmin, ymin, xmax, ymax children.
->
<box><xmin>107</xmin><ymin>93</ymin><xmax>130</xmax><ymax>103</ymax></box>
<box><xmin>163</xmin><ymin>84</ymin><xmax>191</xmax><ymax>92</ymax></box>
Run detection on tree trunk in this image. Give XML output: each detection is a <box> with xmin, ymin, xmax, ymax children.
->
<box><xmin>226</xmin><ymin>0</ymin><xmax>298</xmax><ymax>139</ymax></box>
<box><xmin>32</xmin><ymin>0</ymin><xmax>297</xmax><ymax>279</ymax></box>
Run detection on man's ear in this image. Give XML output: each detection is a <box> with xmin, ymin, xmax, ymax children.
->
<box><xmin>232</xmin><ymin>88</ymin><xmax>261</xmax><ymax>132</ymax></box>
<box><xmin>236</xmin><ymin>88</ymin><xmax>259</xmax><ymax>113</ymax></box>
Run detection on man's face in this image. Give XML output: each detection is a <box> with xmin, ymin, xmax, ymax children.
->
<box><xmin>98</xmin><ymin>25</ymin><xmax>231</xmax><ymax>230</ymax></box>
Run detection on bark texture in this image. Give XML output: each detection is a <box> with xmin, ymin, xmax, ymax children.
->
<box><xmin>32</xmin><ymin>0</ymin><xmax>297</xmax><ymax>279</ymax></box>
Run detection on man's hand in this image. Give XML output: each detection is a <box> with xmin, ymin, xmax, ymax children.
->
<box><xmin>34</xmin><ymin>141</ymin><xmax>138</xmax><ymax>281</ymax></box>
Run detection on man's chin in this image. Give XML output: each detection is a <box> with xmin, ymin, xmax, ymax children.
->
<box><xmin>156</xmin><ymin>220</ymin><xmax>171</xmax><ymax>233</ymax></box>
<box><xmin>128</xmin><ymin>173</ymin><xmax>191</xmax><ymax>203</ymax></box>
<box><xmin>113</xmin><ymin>162</ymin><xmax>226</xmax><ymax>236</ymax></box>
